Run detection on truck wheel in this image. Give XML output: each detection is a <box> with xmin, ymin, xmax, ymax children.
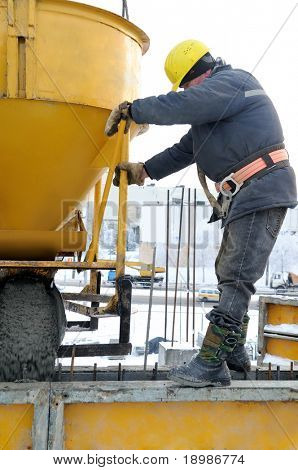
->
<box><xmin>0</xmin><ymin>277</ymin><xmax>66</xmax><ymax>382</ymax></box>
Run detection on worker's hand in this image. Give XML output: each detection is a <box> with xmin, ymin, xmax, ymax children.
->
<box><xmin>105</xmin><ymin>101</ymin><xmax>133</xmax><ymax>137</ymax></box>
<box><xmin>113</xmin><ymin>162</ymin><xmax>148</xmax><ymax>187</ymax></box>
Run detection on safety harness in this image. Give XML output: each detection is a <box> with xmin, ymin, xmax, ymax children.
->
<box><xmin>198</xmin><ymin>148</ymin><xmax>289</xmax><ymax>219</ymax></box>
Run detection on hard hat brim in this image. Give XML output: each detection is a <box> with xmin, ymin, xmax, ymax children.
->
<box><xmin>172</xmin><ymin>81</ymin><xmax>180</xmax><ymax>91</ymax></box>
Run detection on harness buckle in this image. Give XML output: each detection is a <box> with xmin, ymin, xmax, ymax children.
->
<box><xmin>219</xmin><ymin>173</ymin><xmax>243</xmax><ymax>197</ymax></box>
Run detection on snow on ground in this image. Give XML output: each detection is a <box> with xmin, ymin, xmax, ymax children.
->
<box><xmin>59</xmin><ymin>283</ymin><xmax>260</xmax><ymax>367</ymax></box>
<box><xmin>263</xmin><ymin>354</ymin><xmax>296</xmax><ymax>366</ymax></box>
<box><xmin>265</xmin><ymin>323</ymin><xmax>298</xmax><ymax>335</ymax></box>
<box><xmin>160</xmin><ymin>341</ymin><xmax>198</xmax><ymax>350</ymax></box>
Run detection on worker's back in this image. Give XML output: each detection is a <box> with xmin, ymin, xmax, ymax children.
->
<box><xmin>132</xmin><ymin>61</ymin><xmax>297</xmax><ymax>225</ymax></box>
<box><xmin>191</xmin><ymin>65</ymin><xmax>284</xmax><ymax>181</ymax></box>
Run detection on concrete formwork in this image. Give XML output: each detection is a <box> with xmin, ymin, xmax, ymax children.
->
<box><xmin>0</xmin><ymin>383</ymin><xmax>49</xmax><ymax>450</ymax></box>
<box><xmin>48</xmin><ymin>380</ymin><xmax>298</xmax><ymax>450</ymax></box>
<box><xmin>258</xmin><ymin>296</ymin><xmax>298</xmax><ymax>364</ymax></box>
<box><xmin>1</xmin><ymin>379</ymin><xmax>298</xmax><ymax>450</ymax></box>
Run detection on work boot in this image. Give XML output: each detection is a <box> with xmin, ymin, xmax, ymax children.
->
<box><xmin>226</xmin><ymin>313</ymin><xmax>251</xmax><ymax>372</ymax></box>
<box><xmin>168</xmin><ymin>324</ymin><xmax>240</xmax><ymax>387</ymax></box>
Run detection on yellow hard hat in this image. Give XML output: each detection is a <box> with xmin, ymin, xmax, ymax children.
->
<box><xmin>165</xmin><ymin>39</ymin><xmax>210</xmax><ymax>91</ymax></box>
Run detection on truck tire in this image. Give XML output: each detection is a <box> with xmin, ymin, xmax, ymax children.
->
<box><xmin>0</xmin><ymin>276</ymin><xmax>66</xmax><ymax>382</ymax></box>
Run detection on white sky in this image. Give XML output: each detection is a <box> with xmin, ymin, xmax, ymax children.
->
<box><xmin>76</xmin><ymin>0</ymin><xmax>297</xmax><ymax>188</ymax></box>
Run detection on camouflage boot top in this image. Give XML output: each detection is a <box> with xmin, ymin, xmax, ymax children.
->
<box><xmin>238</xmin><ymin>313</ymin><xmax>249</xmax><ymax>345</ymax></box>
<box><xmin>199</xmin><ymin>323</ymin><xmax>241</xmax><ymax>365</ymax></box>
<box><xmin>226</xmin><ymin>313</ymin><xmax>251</xmax><ymax>372</ymax></box>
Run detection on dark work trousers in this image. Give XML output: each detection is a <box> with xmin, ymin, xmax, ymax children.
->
<box><xmin>206</xmin><ymin>207</ymin><xmax>287</xmax><ymax>331</ymax></box>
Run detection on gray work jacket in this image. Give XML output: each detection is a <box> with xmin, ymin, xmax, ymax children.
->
<box><xmin>130</xmin><ymin>61</ymin><xmax>297</xmax><ymax>224</ymax></box>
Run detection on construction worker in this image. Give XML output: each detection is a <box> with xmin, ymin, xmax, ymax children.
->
<box><xmin>105</xmin><ymin>40</ymin><xmax>297</xmax><ymax>387</ymax></box>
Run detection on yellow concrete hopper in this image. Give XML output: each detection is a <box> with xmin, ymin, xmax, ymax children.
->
<box><xmin>0</xmin><ymin>0</ymin><xmax>149</xmax><ymax>260</ymax></box>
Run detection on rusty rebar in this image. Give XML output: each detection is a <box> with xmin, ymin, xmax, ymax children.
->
<box><xmin>290</xmin><ymin>361</ymin><xmax>294</xmax><ymax>380</ymax></box>
<box><xmin>171</xmin><ymin>187</ymin><xmax>185</xmax><ymax>346</ymax></box>
<box><xmin>93</xmin><ymin>363</ymin><xmax>97</xmax><ymax>381</ymax></box>
<box><xmin>70</xmin><ymin>345</ymin><xmax>76</xmax><ymax>379</ymax></box>
<box><xmin>144</xmin><ymin>245</ymin><xmax>156</xmax><ymax>370</ymax></box>
<box><xmin>192</xmin><ymin>189</ymin><xmax>197</xmax><ymax>348</ymax></box>
<box><xmin>164</xmin><ymin>189</ymin><xmax>170</xmax><ymax>340</ymax></box>
<box><xmin>186</xmin><ymin>188</ymin><xmax>191</xmax><ymax>342</ymax></box>
<box><xmin>152</xmin><ymin>362</ymin><xmax>158</xmax><ymax>380</ymax></box>
<box><xmin>118</xmin><ymin>362</ymin><xmax>122</xmax><ymax>381</ymax></box>
<box><xmin>268</xmin><ymin>362</ymin><xmax>272</xmax><ymax>380</ymax></box>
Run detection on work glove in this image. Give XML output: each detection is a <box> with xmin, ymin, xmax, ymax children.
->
<box><xmin>113</xmin><ymin>162</ymin><xmax>146</xmax><ymax>187</ymax></box>
<box><xmin>105</xmin><ymin>101</ymin><xmax>133</xmax><ymax>137</ymax></box>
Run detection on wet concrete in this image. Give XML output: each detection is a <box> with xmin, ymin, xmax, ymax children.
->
<box><xmin>0</xmin><ymin>277</ymin><xmax>66</xmax><ymax>381</ymax></box>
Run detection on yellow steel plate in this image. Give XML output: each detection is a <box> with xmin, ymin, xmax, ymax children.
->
<box><xmin>0</xmin><ymin>230</ymin><xmax>87</xmax><ymax>260</ymax></box>
<box><xmin>267</xmin><ymin>304</ymin><xmax>298</xmax><ymax>325</ymax></box>
<box><xmin>266</xmin><ymin>337</ymin><xmax>298</xmax><ymax>361</ymax></box>
<box><xmin>0</xmin><ymin>404</ymin><xmax>33</xmax><ymax>450</ymax></box>
<box><xmin>64</xmin><ymin>401</ymin><xmax>298</xmax><ymax>450</ymax></box>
